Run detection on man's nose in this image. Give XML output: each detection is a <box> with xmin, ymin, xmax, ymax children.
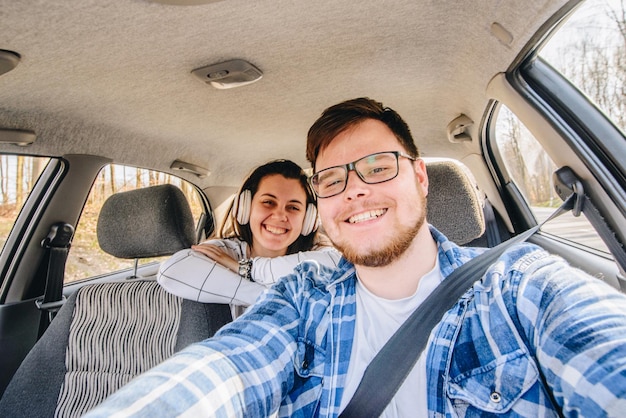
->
<box><xmin>343</xmin><ymin>170</ymin><xmax>369</xmax><ymax>200</ymax></box>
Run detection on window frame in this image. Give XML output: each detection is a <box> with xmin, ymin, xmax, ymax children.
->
<box><xmin>484</xmin><ymin>34</ymin><xmax>626</xmax><ymax>272</ymax></box>
<box><xmin>0</xmin><ymin>157</ymin><xmax>66</xmax><ymax>302</ymax></box>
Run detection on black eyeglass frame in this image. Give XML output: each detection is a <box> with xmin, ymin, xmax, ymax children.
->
<box><xmin>309</xmin><ymin>150</ymin><xmax>417</xmax><ymax>198</ymax></box>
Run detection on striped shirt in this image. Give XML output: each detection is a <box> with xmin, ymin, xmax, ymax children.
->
<box><xmin>87</xmin><ymin>226</ymin><xmax>626</xmax><ymax>417</ymax></box>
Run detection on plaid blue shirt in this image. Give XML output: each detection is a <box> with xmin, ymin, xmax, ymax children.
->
<box><xmin>87</xmin><ymin>227</ymin><xmax>626</xmax><ymax>417</ymax></box>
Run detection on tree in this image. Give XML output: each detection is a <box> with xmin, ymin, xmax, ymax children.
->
<box><xmin>0</xmin><ymin>155</ymin><xmax>7</xmax><ymax>207</ymax></box>
<box><xmin>546</xmin><ymin>0</ymin><xmax>626</xmax><ymax>132</ymax></box>
<box><xmin>605</xmin><ymin>0</ymin><xmax>626</xmax><ymax>131</ymax></box>
<box><xmin>109</xmin><ymin>165</ymin><xmax>116</xmax><ymax>195</ymax></box>
<box><xmin>15</xmin><ymin>156</ymin><xmax>24</xmax><ymax>208</ymax></box>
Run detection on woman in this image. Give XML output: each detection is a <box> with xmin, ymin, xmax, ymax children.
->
<box><xmin>157</xmin><ymin>159</ymin><xmax>340</xmax><ymax>316</ymax></box>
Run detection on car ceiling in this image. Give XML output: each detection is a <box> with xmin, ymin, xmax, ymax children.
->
<box><xmin>0</xmin><ymin>0</ymin><xmax>572</xmax><ymax>194</ymax></box>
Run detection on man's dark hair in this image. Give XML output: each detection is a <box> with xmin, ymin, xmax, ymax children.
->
<box><xmin>306</xmin><ymin>97</ymin><xmax>419</xmax><ymax>169</ymax></box>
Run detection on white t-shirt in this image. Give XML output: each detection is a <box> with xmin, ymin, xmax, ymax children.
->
<box><xmin>339</xmin><ymin>258</ymin><xmax>443</xmax><ymax>417</ymax></box>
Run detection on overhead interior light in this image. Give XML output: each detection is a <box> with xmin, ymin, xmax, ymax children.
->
<box><xmin>0</xmin><ymin>50</ymin><xmax>20</xmax><ymax>77</ymax></box>
<box><xmin>0</xmin><ymin>129</ymin><xmax>36</xmax><ymax>146</ymax></box>
<box><xmin>170</xmin><ymin>159</ymin><xmax>210</xmax><ymax>178</ymax></box>
<box><xmin>192</xmin><ymin>59</ymin><xmax>263</xmax><ymax>90</ymax></box>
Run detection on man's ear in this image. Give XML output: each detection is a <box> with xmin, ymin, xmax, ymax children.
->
<box><xmin>413</xmin><ymin>158</ymin><xmax>429</xmax><ymax>197</ymax></box>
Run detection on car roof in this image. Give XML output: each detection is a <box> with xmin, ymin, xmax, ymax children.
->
<box><xmin>0</xmin><ymin>0</ymin><xmax>572</xmax><ymax>195</ymax></box>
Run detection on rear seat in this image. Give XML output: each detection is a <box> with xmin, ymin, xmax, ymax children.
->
<box><xmin>0</xmin><ymin>184</ymin><xmax>232</xmax><ymax>417</ymax></box>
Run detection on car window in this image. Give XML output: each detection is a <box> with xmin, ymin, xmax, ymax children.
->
<box><xmin>492</xmin><ymin>0</ymin><xmax>626</xmax><ymax>256</ymax></box>
<box><xmin>539</xmin><ymin>0</ymin><xmax>625</xmax><ymax>134</ymax></box>
<box><xmin>65</xmin><ymin>164</ymin><xmax>206</xmax><ymax>283</ymax></box>
<box><xmin>0</xmin><ymin>155</ymin><xmax>50</xmax><ymax>252</ymax></box>
<box><xmin>494</xmin><ymin>105</ymin><xmax>610</xmax><ymax>254</ymax></box>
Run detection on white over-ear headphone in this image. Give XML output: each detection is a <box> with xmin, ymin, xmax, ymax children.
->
<box><xmin>235</xmin><ymin>189</ymin><xmax>318</xmax><ymax>236</ymax></box>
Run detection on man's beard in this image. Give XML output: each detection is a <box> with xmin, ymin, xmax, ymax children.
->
<box><xmin>332</xmin><ymin>195</ymin><xmax>427</xmax><ymax>267</ymax></box>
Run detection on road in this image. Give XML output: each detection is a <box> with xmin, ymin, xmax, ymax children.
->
<box><xmin>532</xmin><ymin>206</ymin><xmax>608</xmax><ymax>252</ymax></box>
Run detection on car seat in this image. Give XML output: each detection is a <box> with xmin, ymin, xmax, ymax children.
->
<box><xmin>425</xmin><ymin>159</ymin><xmax>499</xmax><ymax>245</ymax></box>
<box><xmin>0</xmin><ymin>184</ymin><xmax>232</xmax><ymax>418</ymax></box>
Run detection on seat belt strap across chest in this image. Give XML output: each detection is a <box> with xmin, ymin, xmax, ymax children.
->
<box><xmin>339</xmin><ymin>193</ymin><xmax>577</xmax><ymax>418</ymax></box>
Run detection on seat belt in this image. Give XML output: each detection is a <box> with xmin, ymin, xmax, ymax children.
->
<box><xmin>339</xmin><ymin>190</ymin><xmax>579</xmax><ymax>417</ymax></box>
<box><xmin>552</xmin><ymin>167</ymin><xmax>626</xmax><ymax>273</ymax></box>
<box><xmin>35</xmin><ymin>222</ymin><xmax>74</xmax><ymax>337</ymax></box>
<box><xmin>482</xmin><ymin>198</ymin><xmax>502</xmax><ymax>247</ymax></box>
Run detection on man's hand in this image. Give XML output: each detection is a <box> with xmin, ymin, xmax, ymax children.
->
<box><xmin>191</xmin><ymin>243</ymin><xmax>239</xmax><ymax>273</ymax></box>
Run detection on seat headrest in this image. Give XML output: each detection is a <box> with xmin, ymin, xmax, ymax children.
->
<box><xmin>426</xmin><ymin>160</ymin><xmax>485</xmax><ymax>245</ymax></box>
<box><xmin>97</xmin><ymin>184</ymin><xmax>196</xmax><ymax>259</ymax></box>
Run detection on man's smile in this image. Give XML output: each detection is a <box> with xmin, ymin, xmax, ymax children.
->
<box><xmin>347</xmin><ymin>209</ymin><xmax>387</xmax><ymax>224</ymax></box>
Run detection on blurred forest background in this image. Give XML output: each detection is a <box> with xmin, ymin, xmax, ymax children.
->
<box><xmin>1</xmin><ymin>160</ymin><xmax>203</xmax><ymax>281</ymax></box>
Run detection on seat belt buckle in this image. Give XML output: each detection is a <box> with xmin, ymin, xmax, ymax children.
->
<box><xmin>35</xmin><ymin>296</ymin><xmax>66</xmax><ymax>313</ymax></box>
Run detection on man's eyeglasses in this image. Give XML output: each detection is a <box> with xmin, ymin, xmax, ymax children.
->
<box><xmin>310</xmin><ymin>151</ymin><xmax>416</xmax><ymax>198</ymax></box>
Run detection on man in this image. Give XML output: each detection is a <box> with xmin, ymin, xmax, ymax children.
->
<box><xmin>88</xmin><ymin>98</ymin><xmax>626</xmax><ymax>416</ymax></box>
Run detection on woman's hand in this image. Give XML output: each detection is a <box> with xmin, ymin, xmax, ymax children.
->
<box><xmin>191</xmin><ymin>243</ymin><xmax>239</xmax><ymax>273</ymax></box>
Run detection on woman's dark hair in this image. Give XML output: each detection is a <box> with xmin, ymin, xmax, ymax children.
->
<box><xmin>306</xmin><ymin>97</ymin><xmax>419</xmax><ymax>169</ymax></box>
<box><xmin>220</xmin><ymin>159</ymin><xmax>318</xmax><ymax>254</ymax></box>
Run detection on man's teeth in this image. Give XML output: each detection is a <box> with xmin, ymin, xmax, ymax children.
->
<box><xmin>348</xmin><ymin>209</ymin><xmax>386</xmax><ymax>224</ymax></box>
<box><xmin>265</xmin><ymin>225</ymin><xmax>287</xmax><ymax>234</ymax></box>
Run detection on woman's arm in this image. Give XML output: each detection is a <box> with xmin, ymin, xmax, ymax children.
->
<box><xmin>158</xmin><ymin>239</ymin><xmax>341</xmax><ymax>303</ymax></box>
<box><xmin>250</xmin><ymin>247</ymin><xmax>342</xmax><ymax>286</ymax></box>
<box><xmin>157</xmin><ymin>249</ymin><xmax>265</xmax><ymax>306</ymax></box>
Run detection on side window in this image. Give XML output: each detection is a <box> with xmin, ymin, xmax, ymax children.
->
<box><xmin>540</xmin><ymin>0</ymin><xmax>625</xmax><ymax>133</ymax></box>
<box><xmin>65</xmin><ymin>164</ymin><xmax>207</xmax><ymax>283</ymax></box>
<box><xmin>494</xmin><ymin>0</ymin><xmax>624</xmax><ymax>256</ymax></box>
<box><xmin>0</xmin><ymin>155</ymin><xmax>50</xmax><ymax>252</ymax></box>
<box><xmin>494</xmin><ymin>106</ymin><xmax>610</xmax><ymax>254</ymax></box>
